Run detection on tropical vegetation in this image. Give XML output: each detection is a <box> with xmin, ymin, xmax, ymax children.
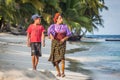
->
<box><xmin>0</xmin><ymin>0</ymin><xmax>108</xmax><ymax>36</ymax></box>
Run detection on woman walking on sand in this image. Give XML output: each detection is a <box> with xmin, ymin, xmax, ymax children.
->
<box><xmin>47</xmin><ymin>13</ymin><xmax>71</xmax><ymax>77</ymax></box>
<box><xmin>26</xmin><ymin>14</ymin><xmax>45</xmax><ymax>70</ymax></box>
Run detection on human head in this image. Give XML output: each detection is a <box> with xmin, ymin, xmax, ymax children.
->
<box><xmin>31</xmin><ymin>14</ymin><xmax>41</xmax><ymax>24</ymax></box>
<box><xmin>53</xmin><ymin>13</ymin><xmax>63</xmax><ymax>24</ymax></box>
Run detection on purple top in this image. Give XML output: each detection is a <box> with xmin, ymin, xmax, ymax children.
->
<box><xmin>47</xmin><ymin>24</ymin><xmax>72</xmax><ymax>37</ymax></box>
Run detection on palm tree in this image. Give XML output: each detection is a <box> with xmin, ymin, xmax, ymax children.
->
<box><xmin>0</xmin><ymin>0</ymin><xmax>108</xmax><ymax>35</ymax></box>
<box><xmin>0</xmin><ymin>0</ymin><xmax>15</xmax><ymax>31</ymax></box>
<box><xmin>59</xmin><ymin>0</ymin><xmax>108</xmax><ymax>36</ymax></box>
<box><xmin>0</xmin><ymin>0</ymin><xmax>61</xmax><ymax>31</ymax></box>
<box><xmin>0</xmin><ymin>0</ymin><xmax>43</xmax><ymax>31</ymax></box>
<box><xmin>83</xmin><ymin>0</ymin><xmax>108</xmax><ymax>32</ymax></box>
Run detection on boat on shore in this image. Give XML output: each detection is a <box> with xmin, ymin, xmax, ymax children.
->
<box><xmin>105</xmin><ymin>38</ymin><xmax>120</xmax><ymax>41</ymax></box>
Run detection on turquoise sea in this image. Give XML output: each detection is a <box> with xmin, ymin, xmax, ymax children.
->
<box><xmin>66</xmin><ymin>35</ymin><xmax>120</xmax><ymax>80</ymax></box>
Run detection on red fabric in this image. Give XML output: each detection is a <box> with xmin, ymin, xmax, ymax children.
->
<box><xmin>27</xmin><ymin>24</ymin><xmax>45</xmax><ymax>42</ymax></box>
<box><xmin>53</xmin><ymin>13</ymin><xmax>60</xmax><ymax>23</ymax></box>
<box><xmin>55</xmin><ymin>32</ymin><xmax>66</xmax><ymax>41</ymax></box>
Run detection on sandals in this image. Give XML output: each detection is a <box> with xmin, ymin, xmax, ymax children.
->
<box><xmin>57</xmin><ymin>73</ymin><xmax>61</xmax><ymax>77</ymax></box>
<box><xmin>61</xmin><ymin>73</ymin><xmax>65</xmax><ymax>77</ymax></box>
<box><xmin>56</xmin><ymin>73</ymin><xmax>65</xmax><ymax>77</ymax></box>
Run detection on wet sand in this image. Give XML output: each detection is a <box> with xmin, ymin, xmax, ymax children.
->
<box><xmin>0</xmin><ymin>33</ymin><xmax>90</xmax><ymax>80</ymax></box>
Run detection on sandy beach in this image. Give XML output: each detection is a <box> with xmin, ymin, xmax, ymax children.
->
<box><xmin>0</xmin><ymin>33</ymin><xmax>90</xmax><ymax>80</ymax></box>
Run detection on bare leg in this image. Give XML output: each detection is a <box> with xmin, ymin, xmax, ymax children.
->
<box><xmin>35</xmin><ymin>56</ymin><xmax>39</xmax><ymax>70</ymax></box>
<box><xmin>61</xmin><ymin>60</ymin><xmax>65</xmax><ymax>77</ymax></box>
<box><xmin>32</xmin><ymin>55</ymin><xmax>36</xmax><ymax>70</ymax></box>
<box><xmin>55</xmin><ymin>62</ymin><xmax>61</xmax><ymax>77</ymax></box>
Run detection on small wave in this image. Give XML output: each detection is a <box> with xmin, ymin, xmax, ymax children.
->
<box><xmin>66</xmin><ymin>56</ymin><xmax>119</xmax><ymax>63</ymax></box>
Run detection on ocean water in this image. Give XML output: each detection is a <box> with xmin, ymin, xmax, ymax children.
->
<box><xmin>86</xmin><ymin>35</ymin><xmax>120</xmax><ymax>39</ymax></box>
<box><xmin>66</xmin><ymin>35</ymin><xmax>120</xmax><ymax>80</ymax></box>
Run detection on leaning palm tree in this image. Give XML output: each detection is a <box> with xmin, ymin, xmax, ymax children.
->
<box><xmin>59</xmin><ymin>0</ymin><xmax>108</xmax><ymax>36</ymax></box>
<box><xmin>0</xmin><ymin>0</ymin><xmax>108</xmax><ymax>35</ymax></box>
<box><xmin>83</xmin><ymin>0</ymin><xmax>108</xmax><ymax>32</ymax></box>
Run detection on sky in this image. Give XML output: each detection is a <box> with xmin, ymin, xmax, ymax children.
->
<box><xmin>92</xmin><ymin>0</ymin><xmax>120</xmax><ymax>35</ymax></box>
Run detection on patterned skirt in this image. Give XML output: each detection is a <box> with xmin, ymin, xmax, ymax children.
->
<box><xmin>48</xmin><ymin>39</ymin><xmax>66</xmax><ymax>66</ymax></box>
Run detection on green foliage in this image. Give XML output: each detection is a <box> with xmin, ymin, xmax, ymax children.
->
<box><xmin>60</xmin><ymin>0</ymin><xmax>108</xmax><ymax>35</ymax></box>
<box><xmin>0</xmin><ymin>0</ymin><xmax>108</xmax><ymax>35</ymax></box>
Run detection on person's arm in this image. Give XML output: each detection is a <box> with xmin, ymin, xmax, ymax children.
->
<box><xmin>27</xmin><ymin>33</ymin><xmax>30</xmax><ymax>47</ymax></box>
<box><xmin>41</xmin><ymin>31</ymin><xmax>45</xmax><ymax>47</ymax></box>
<box><xmin>49</xmin><ymin>33</ymin><xmax>54</xmax><ymax>40</ymax></box>
<box><xmin>60</xmin><ymin>36</ymin><xmax>69</xmax><ymax>43</ymax></box>
<box><xmin>47</xmin><ymin>24</ymin><xmax>55</xmax><ymax>40</ymax></box>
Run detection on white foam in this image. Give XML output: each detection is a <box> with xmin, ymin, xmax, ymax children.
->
<box><xmin>67</xmin><ymin>56</ymin><xmax>119</xmax><ymax>62</ymax></box>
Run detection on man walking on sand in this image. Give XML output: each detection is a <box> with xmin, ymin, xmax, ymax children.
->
<box><xmin>26</xmin><ymin>14</ymin><xmax>45</xmax><ymax>70</ymax></box>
